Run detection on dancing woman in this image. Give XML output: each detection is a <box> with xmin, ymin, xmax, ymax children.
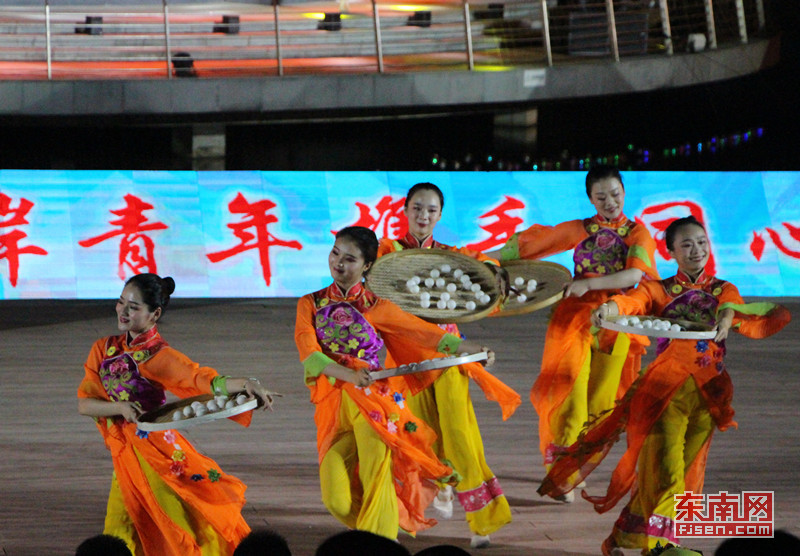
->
<box><xmin>78</xmin><ymin>273</ymin><xmax>275</xmax><ymax>555</ymax></box>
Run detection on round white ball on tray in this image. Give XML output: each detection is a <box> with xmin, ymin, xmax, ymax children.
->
<box><xmin>474</xmin><ymin>290</ymin><xmax>484</xmax><ymax>300</ymax></box>
<box><xmin>480</xmin><ymin>294</ymin><xmax>491</xmax><ymax>305</ymax></box>
<box><xmin>453</xmin><ymin>269</ymin><xmax>463</xmax><ymax>279</ymax></box>
<box><xmin>446</xmin><ymin>299</ymin><xmax>457</xmax><ymax>310</ymax></box>
<box><xmin>183</xmin><ymin>406</ymin><xmax>194</xmax><ymax>417</ymax></box>
<box><xmin>629</xmin><ymin>316</ymin><xmax>640</xmax><ymax>325</ymax></box>
<box><xmin>191</xmin><ymin>401</ymin><xmax>203</xmax><ymax>410</ymax></box>
<box><xmin>461</xmin><ymin>281</ymin><xmax>473</xmax><ymax>291</ymax></box>
<box><xmin>642</xmin><ymin>319</ymin><xmax>653</xmax><ymax>328</ymax></box>
<box><xmin>440</xmin><ymin>292</ymin><xmax>450</xmax><ymax>302</ymax></box>
<box><xmin>215</xmin><ymin>396</ymin><xmax>228</xmax><ymax>406</ymax></box>
<box><xmin>527</xmin><ymin>279</ymin><xmax>538</xmax><ymax>292</ymax></box>
<box><xmin>670</xmin><ymin>323</ymin><xmax>682</xmax><ymax>332</ymax></box>
<box><xmin>225</xmin><ymin>399</ymin><xmax>236</xmax><ymax>409</ymax></box>
<box><xmin>470</xmin><ymin>283</ymin><xmax>482</xmax><ymax>293</ymax></box>
<box><xmin>420</xmin><ymin>298</ymin><xmax>431</xmax><ymax>308</ymax></box>
<box><xmin>424</xmin><ymin>277</ymin><xmax>435</xmax><ymax>288</ymax></box>
<box><xmin>514</xmin><ymin>276</ymin><xmax>525</xmax><ymax>286</ymax></box>
<box><xmin>435</xmin><ymin>278</ymin><xmax>446</xmax><ymax>288</ymax></box>
<box><xmin>236</xmin><ymin>394</ymin><xmax>248</xmax><ymax>405</ymax></box>
<box><xmin>633</xmin><ymin>322</ymin><xmax>644</xmax><ymax>329</ymax></box>
<box><xmin>436</xmin><ymin>299</ymin><xmax>447</xmax><ymax>309</ymax></box>
<box><xmin>440</xmin><ymin>264</ymin><xmax>451</xmax><ymax>273</ymax></box>
<box><xmin>446</xmin><ymin>283</ymin><xmax>457</xmax><ymax>293</ymax></box>
<box><xmin>411</xmin><ymin>276</ymin><xmax>421</xmax><ymax>285</ymax></box>
<box><xmin>420</xmin><ymin>291</ymin><xmax>430</xmax><ymax>300</ymax></box>
<box><xmin>465</xmin><ymin>300</ymin><xmax>476</xmax><ymax>311</ymax></box>
<box><xmin>172</xmin><ymin>409</ymin><xmax>183</xmax><ymax>421</ymax></box>
<box><xmin>409</xmin><ymin>284</ymin><xmax>420</xmax><ymax>294</ymax></box>
<box><xmin>460</xmin><ymin>274</ymin><xmax>471</xmax><ymax>284</ymax></box>
<box><xmin>430</xmin><ymin>269</ymin><xmax>440</xmax><ymax>278</ymax></box>
<box><xmin>517</xmin><ymin>294</ymin><xmax>527</xmax><ymax>303</ymax></box>
<box><xmin>206</xmin><ymin>400</ymin><xmax>219</xmax><ymax>412</ymax></box>
<box><xmin>195</xmin><ymin>406</ymin><xmax>208</xmax><ymax>417</ymax></box>
<box><xmin>617</xmin><ymin>316</ymin><xmax>629</xmax><ymax>326</ymax></box>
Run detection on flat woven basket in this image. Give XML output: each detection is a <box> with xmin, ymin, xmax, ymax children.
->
<box><xmin>366</xmin><ymin>249</ymin><xmax>501</xmax><ymax>323</ymax></box>
<box><xmin>492</xmin><ymin>260</ymin><xmax>572</xmax><ymax>317</ymax></box>
<box><xmin>136</xmin><ymin>393</ymin><xmax>258</xmax><ymax>432</ymax></box>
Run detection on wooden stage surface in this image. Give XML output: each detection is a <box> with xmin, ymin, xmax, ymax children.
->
<box><xmin>1</xmin><ymin>297</ymin><xmax>797</xmax><ymax>556</ymax></box>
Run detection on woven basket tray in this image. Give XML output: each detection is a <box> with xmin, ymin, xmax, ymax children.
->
<box><xmin>136</xmin><ymin>393</ymin><xmax>259</xmax><ymax>432</ymax></box>
<box><xmin>600</xmin><ymin>315</ymin><xmax>716</xmax><ymax>339</ymax></box>
<box><xmin>366</xmin><ymin>249</ymin><xmax>501</xmax><ymax>323</ymax></box>
<box><xmin>492</xmin><ymin>260</ymin><xmax>572</xmax><ymax>317</ymax></box>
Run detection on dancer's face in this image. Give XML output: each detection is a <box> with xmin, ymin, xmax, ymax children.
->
<box><xmin>589</xmin><ymin>177</ymin><xmax>625</xmax><ymax>221</ymax></box>
<box><xmin>329</xmin><ymin>237</ymin><xmax>371</xmax><ymax>291</ymax></box>
<box><xmin>116</xmin><ymin>284</ymin><xmax>160</xmax><ymax>338</ymax></box>
<box><xmin>668</xmin><ymin>223</ymin><xmax>710</xmax><ymax>277</ymax></box>
<box><xmin>404</xmin><ymin>189</ymin><xmax>442</xmax><ymax>240</ymax></box>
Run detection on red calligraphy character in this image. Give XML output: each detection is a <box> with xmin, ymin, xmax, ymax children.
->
<box><xmin>207</xmin><ymin>192</ymin><xmax>302</xmax><ymax>287</ymax></box>
<box><xmin>750</xmin><ymin>222</ymin><xmax>800</xmax><ymax>261</ymax></box>
<box><xmin>79</xmin><ymin>194</ymin><xmax>168</xmax><ymax>281</ymax></box>
<box><xmin>707</xmin><ymin>491</ymin><xmax>741</xmax><ymax>522</ymax></box>
<box><xmin>674</xmin><ymin>491</ymin><xmax>707</xmax><ymax>522</ymax></box>
<box><xmin>336</xmin><ymin>196</ymin><xmax>407</xmax><ymax>239</ymax></box>
<box><xmin>0</xmin><ymin>193</ymin><xmax>48</xmax><ymax>287</ymax></box>
<box><xmin>635</xmin><ymin>201</ymin><xmax>716</xmax><ymax>275</ymax></box>
<box><xmin>466</xmin><ymin>196</ymin><xmax>526</xmax><ymax>252</ymax></box>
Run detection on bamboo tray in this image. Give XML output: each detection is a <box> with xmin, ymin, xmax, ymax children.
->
<box><xmin>369</xmin><ymin>352</ymin><xmax>488</xmax><ymax>380</ymax></box>
<box><xmin>492</xmin><ymin>260</ymin><xmax>572</xmax><ymax>317</ymax></box>
<box><xmin>137</xmin><ymin>393</ymin><xmax>259</xmax><ymax>432</ymax></box>
<box><xmin>366</xmin><ymin>249</ymin><xmax>501</xmax><ymax>323</ymax></box>
<box><xmin>600</xmin><ymin>315</ymin><xmax>716</xmax><ymax>340</ymax></box>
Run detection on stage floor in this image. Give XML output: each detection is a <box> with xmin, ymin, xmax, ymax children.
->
<box><xmin>1</xmin><ymin>297</ymin><xmax>797</xmax><ymax>555</ymax></box>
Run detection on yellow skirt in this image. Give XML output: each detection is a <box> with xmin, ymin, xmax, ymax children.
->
<box><xmin>408</xmin><ymin>366</ymin><xmax>511</xmax><ymax>536</ymax></box>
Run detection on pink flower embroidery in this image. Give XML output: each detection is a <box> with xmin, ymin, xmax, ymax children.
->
<box><xmin>170</xmin><ymin>461</ymin><xmax>185</xmax><ymax>477</ymax></box>
<box><xmin>387</xmin><ymin>421</ymin><xmax>398</xmax><ymax>434</ymax></box>
<box><xmin>163</xmin><ymin>430</ymin><xmax>176</xmax><ymax>444</ymax></box>
<box><xmin>695</xmin><ymin>354</ymin><xmax>712</xmax><ymax>368</ymax></box>
<box><xmin>596</xmin><ymin>233</ymin><xmax>615</xmax><ymax>249</ymax></box>
<box><xmin>369</xmin><ymin>411</ymin><xmax>382</xmax><ymax>423</ymax></box>
<box><xmin>330</xmin><ymin>307</ymin><xmax>354</xmax><ymax>327</ymax></box>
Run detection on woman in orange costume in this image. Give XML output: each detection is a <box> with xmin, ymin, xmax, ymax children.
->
<box><xmin>377</xmin><ymin>183</ymin><xmax>520</xmax><ymax>549</ymax></box>
<box><xmin>295</xmin><ymin>226</ymin><xmax>495</xmax><ymax>542</ymax></box>
<box><xmin>78</xmin><ymin>273</ymin><xmax>276</xmax><ymax>556</ymax></box>
<box><xmin>538</xmin><ymin>216</ymin><xmax>791</xmax><ymax>555</ymax></box>
<box><xmin>492</xmin><ymin>166</ymin><xmax>658</xmax><ymax>501</ymax></box>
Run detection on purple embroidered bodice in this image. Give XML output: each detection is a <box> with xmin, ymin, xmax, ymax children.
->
<box><xmin>573</xmin><ymin>228</ymin><xmax>628</xmax><ymax>278</ymax></box>
<box><xmin>656</xmin><ymin>289</ymin><xmax>719</xmax><ymax>355</ymax></box>
<box><xmin>99</xmin><ymin>352</ymin><xmax>166</xmax><ymax>412</ymax></box>
<box><xmin>315</xmin><ymin>301</ymin><xmax>384</xmax><ymax>370</ymax></box>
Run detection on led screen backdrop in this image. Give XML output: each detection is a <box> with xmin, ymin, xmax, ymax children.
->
<box><xmin>1</xmin><ymin>170</ymin><xmax>798</xmax><ymax>299</ymax></box>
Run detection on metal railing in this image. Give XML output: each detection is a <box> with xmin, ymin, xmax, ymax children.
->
<box><xmin>0</xmin><ymin>0</ymin><xmax>769</xmax><ymax>79</ymax></box>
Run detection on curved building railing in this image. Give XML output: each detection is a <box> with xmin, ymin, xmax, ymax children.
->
<box><xmin>0</xmin><ymin>0</ymin><xmax>769</xmax><ymax>80</ymax></box>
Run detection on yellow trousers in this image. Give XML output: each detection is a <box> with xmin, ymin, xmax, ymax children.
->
<box><xmin>319</xmin><ymin>392</ymin><xmax>399</xmax><ymax>540</ymax></box>
<box><xmin>611</xmin><ymin>378</ymin><xmax>714</xmax><ymax>553</ymax></box>
<box><xmin>549</xmin><ymin>332</ymin><xmax>631</xmax><ymax>457</ymax></box>
<box><xmin>408</xmin><ymin>366</ymin><xmax>511</xmax><ymax>536</ymax></box>
<box><xmin>104</xmin><ymin>450</ymin><xmax>229</xmax><ymax>556</ymax></box>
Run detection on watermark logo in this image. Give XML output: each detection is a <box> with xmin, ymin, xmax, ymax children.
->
<box><xmin>674</xmin><ymin>491</ymin><xmax>773</xmax><ymax>538</ymax></box>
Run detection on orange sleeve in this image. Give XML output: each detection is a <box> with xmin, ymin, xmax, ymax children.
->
<box><xmin>141</xmin><ymin>347</ymin><xmax>218</xmax><ymax>399</ymax></box>
<box><xmin>377</xmin><ymin>237</ymin><xmax>398</xmax><ymax>258</ymax></box>
<box><xmin>513</xmin><ymin>220</ymin><xmax>586</xmax><ymax>261</ymax></box>
<box><xmin>370</xmin><ymin>298</ymin><xmax>454</xmax><ymax>355</ymax></box>
<box><xmin>77</xmin><ymin>338</ymin><xmax>109</xmax><ymax>400</ymax></box>
<box><xmin>625</xmin><ymin>225</ymin><xmax>659</xmax><ymax>280</ymax></box>
<box><xmin>295</xmin><ymin>294</ymin><xmax>323</xmax><ymax>362</ymax></box>
<box><xmin>611</xmin><ymin>280</ymin><xmax>661</xmax><ymax>316</ymax></box>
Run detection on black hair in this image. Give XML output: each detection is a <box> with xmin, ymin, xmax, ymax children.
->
<box><xmin>405</xmin><ymin>182</ymin><xmax>444</xmax><ymax>210</ymax></box>
<box><xmin>664</xmin><ymin>215</ymin><xmax>705</xmax><ymax>251</ymax></box>
<box><xmin>233</xmin><ymin>528</ymin><xmax>292</xmax><ymax>556</ymax></box>
<box><xmin>316</xmin><ymin>530</ymin><xmax>411</xmax><ymax>556</ymax></box>
<box><xmin>585</xmin><ymin>165</ymin><xmax>624</xmax><ymax>197</ymax></box>
<box><xmin>124</xmin><ymin>273</ymin><xmax>175</xmax><ymax>314</ymax></box>
<box><xmin>76</xmin><ymin>534</ymin><xmax>132</xmax><ymax>556</ymax></box>
<box><xmin>335</xmin><ymin>226</ymin><xmax>379</xmax><ymax>267</ymax></box>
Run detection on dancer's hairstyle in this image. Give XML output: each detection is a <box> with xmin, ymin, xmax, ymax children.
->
<box><xmin>124</xmin><ymin>273</ymin><xmax>175</xmax><ymax>315</ymax></box>
<box><xmin>405</xmin><ymin>182</ymin><xmax>444</xmax><ymax>210</ymax></box>
<box><xmin>665</xmin><ymin>216</ymin><xmax>705</xmax><ymax>251</ymax></box>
